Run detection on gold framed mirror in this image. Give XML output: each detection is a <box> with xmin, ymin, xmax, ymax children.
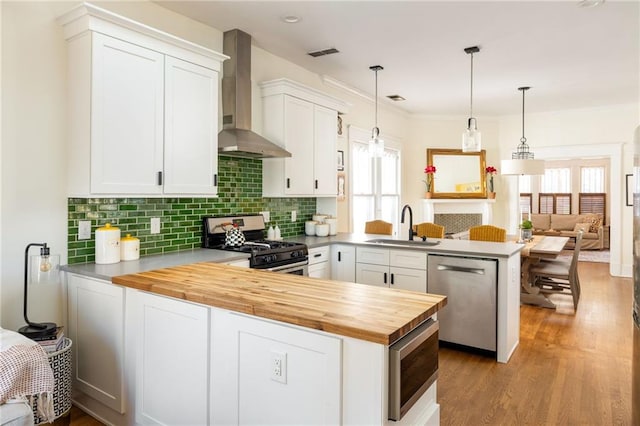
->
<box><xmin>426</xmin><ymin>148</ymin><xmax>487</xmax><ymax>198</ymax></box>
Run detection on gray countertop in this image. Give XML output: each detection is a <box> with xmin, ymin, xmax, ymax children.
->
<box><xmin>62</xmin><ymin>232</ymin><xmax>523</xmax><ymax>281</ymax></box>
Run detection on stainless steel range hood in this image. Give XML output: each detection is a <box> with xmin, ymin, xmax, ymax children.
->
<box><xmin>218</xmin><ymin>29</ymin><xmax>291</xmax><ymax>158</ymax></box>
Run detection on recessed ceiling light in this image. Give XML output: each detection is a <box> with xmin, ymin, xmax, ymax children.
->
<box><xmin>387</xmin><ymin>95</ymin><xmax>405</xmax><ymax>102</ymax></box>
<box><xmin>578</xmin><ymin>0</ymin><xmax>605</xmax><ymax>8</ymax></box>
<box><xmin>282</xmin><ymin>15</ymin><xmax>301</xmax><ymax>24</ymax></box>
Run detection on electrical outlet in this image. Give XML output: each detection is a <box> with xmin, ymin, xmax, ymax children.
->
<box><xmin>260</xmin><ymin>211</ymin><xmax>270</xmax><ymax>223</ymax></box>
<box><xmin>271</xmin><ymin>350</ymin><xmax>287</xmax><ymax>384</ymax></box>
<box><xmin>78</xmin><ymin>220</ymin><xmax>91</xmax><ymax>240</ymax></box>
<box><xmin>150</xmin><ymin>217</ymin><xmax>161</xmax><ymax>234</ymax></box>
<box><xmin>291</xmin><ymin>210</ymin><xmax>297</xmax><ymax>222</ymax></box>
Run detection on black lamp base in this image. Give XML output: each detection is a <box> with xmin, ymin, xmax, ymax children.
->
<box><xmin>19</xmin><ymin>322</ymin><xmax>57</xmax><ymax>339</ymax></box>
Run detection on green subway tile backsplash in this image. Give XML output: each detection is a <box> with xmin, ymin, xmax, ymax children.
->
<box><xmin>67</xmin><ymin>156</ymin><xmax>317</xmax><ymax>264</ymax></box>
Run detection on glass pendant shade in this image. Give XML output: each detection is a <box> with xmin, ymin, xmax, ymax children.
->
<box><xmin>369</xmin><ymin>65</ymin><xmax>384</xmax><ymax>158</ymax></box>
<box><xmin>369</xmin><ymin>127</ymin><xmax>385</xmax><ymax>157</ymax></box>
<box><xmin>30</xmin><ymin>253</ymin><xmax>60</xmax><ymax>285</ymax></box>
<box><xmin>462</xmin><ymin>118</ymin><xmax>481</xmax><ymax>153</ymax></box>
<box><xmin>462</xmin><ymin>46</ymin><xmax>481</xmax><ymax>152</ymax></box>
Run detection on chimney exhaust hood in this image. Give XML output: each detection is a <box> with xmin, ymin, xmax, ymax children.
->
<box><xmin>218</xmin><ymin>29</ymin><xmax>291</xmax><ymax>158</ymax></box>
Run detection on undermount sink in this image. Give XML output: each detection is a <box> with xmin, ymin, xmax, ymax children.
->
<box><xmin>365</xmin><ymin>238</ymin><xmax>441</xmax><ymax>247</ymax></box>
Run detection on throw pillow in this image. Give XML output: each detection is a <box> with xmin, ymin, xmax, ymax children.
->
<box><xmin>586</xmin><ymin>216</ymin><xmax>603</xmax><ymax>233</ymax></box>
<box><xmin>573</xmin><ymin>223</ymin><xmax>591</xmax><ymax>233</ymax></box>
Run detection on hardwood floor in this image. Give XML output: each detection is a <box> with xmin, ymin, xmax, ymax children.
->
<box><xmin>68</xmin><ymin>262</ymin><xmax>632</xmax><ymax>425</ymax></box>
<box><xmin>439</xmin><ymin>261</ymin><xmax>633</xmax><ymax>425</ymax></box>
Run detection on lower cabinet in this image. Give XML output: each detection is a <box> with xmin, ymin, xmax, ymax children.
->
<box><xmin>355</xmin><ymin>247</ymin><xmax>427</xmax><ymax>292</ymax></box>
<box><xmin>211</xmin><ymin>310</ymin><xmax>342</xmax><ymax>424</ymax></box>
<box><xmin>331</xmin><ymin>244</ymin><xmax>356</xmax><ymax>282</ymax></box>
<box><xmin>126</xmin><ymin>289</ymin><xmax>210</xmax><ymax>425</ymax></box>
<box><xmin>308</xmin><ymin>246</ymin><xmax>331</xmax><ymax>279</ymax></box>
<box><xmin>66</xmin><ymin>274</ymin><xmax>125</xmax><ymax>414</ymax></box>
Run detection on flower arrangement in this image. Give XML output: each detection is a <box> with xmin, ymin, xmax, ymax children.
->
<box><xmin>423</xmin><ymin>165</ymin><xmax>436</xmax><ymax>192</ymax></box>
<box><xmin>486</xmin><ymin>165</ymin><xmax>497</xmax><ymax>193</ymax></box>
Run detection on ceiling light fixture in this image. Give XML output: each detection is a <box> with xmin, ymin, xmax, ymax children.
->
<box><xmin>501</xmin><ymin>87</ymin><xmax>545</xmax><ymax>175</ymax></box>
<box><xmin>369</xmin><ymin>65</ymin><xmax>384</xmax><ymax>157</ymax></box>
<box><xmin>578</xmin><ymin>0</ymin><xmax>605</xmax><ymax>8</ymax></box>
<box><xmin>282</xmin><ymin>15</ymin><xmax>301</xmax><ymax>23</ymax></box>
<box><xmin>462</xmin><ymin>46</ymin><xmax>481</xmax><ymax>153</ymax></box>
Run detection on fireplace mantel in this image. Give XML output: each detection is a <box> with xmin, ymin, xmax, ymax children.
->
<box><xmin>421</xmin><ymin>199</ymin><xmax>495</xmax><ymax>224</ymax></box>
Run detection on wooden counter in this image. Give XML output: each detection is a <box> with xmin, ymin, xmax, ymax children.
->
<box><xmin>112</xmin><ymin>262</ymin><xmax>447</xmax><ymax>345</ymax></box>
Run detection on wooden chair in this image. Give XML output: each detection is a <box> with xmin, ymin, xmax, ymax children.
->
<box><xmin>468</xmin><ymin>225</ymin><xmax>507</xmax><ymax>242</ymax></box>
<box><xmin>529</xmin><ymin>231</ymin><xmax>583</xmax><ymax>309</ymax></box>
<box><xmin>364</xmin><ymin>220</ymin><xmax>393</xmax><ymax>235</ymax></box>
<box><xmin>412</xmin><ymin>222</ymin><xmax>445</xmax><ymax>239</ymax></box>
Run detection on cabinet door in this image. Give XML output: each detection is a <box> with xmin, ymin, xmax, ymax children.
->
<box><xmin>389</xmin><ymin>267</ymin><xmax>427</xmax><ymax>293</ymax></box>
<box><xmin>309</xmin><ymin>262</ymin><xmax>331</xmax><ymax>279</ymax></box>
<box><xmin>313</xmin><ymin>105</ymin><xmax>337</xmax><ymax>195</ymax></box>
<box><xmin>67</xmin><ymin>274</ymin><xmax>124</xmax><ymax>413</ymax></box>
<box><xmin>91</xmin><ymin>33</ymin><xmax>164</xmax><ymax>194</ymax></box>
<box><xmin>331</xmin><ymin>244</ymin><xmax>356</xmax><ymax>282</ymax></box>
<box><xmin>164</xmin><ymin>57</ymin><xmax>218</xmax><ymax>195</ymax></box>
<box><xmin>356</xmin><ymin>263</ymin><xmax>389</xmax><ymax>287</ymax></box>
<box><xmin>129</xmin><ymin>291</ymin><xmax>209</xmax><ymax>425</ymax></box>
<box><xmin>283</xmin><ymin>96</ymin><xmax>315</xmax><ymax>195</ymax></box>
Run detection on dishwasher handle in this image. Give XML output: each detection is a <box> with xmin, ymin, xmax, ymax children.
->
<box><xmin>436</xmin><ymin>264</ymin><xmax>485</xmax><ymax>275</ymax></box>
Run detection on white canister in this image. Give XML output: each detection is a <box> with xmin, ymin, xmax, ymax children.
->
<box><xmin>325</xmin><ymin>218</ymin><xmax>338</xmax><ymax>236</ymax></box>
<box><xmin>120</xmin><ymin>234</ymin><xmax>140</xmax><ymax>261</ymax></box>
<box><xmin>312</xmin><ymin>214</ymin><xmax>327</xmax><ymax>223</ymax></box>
<box><xmin>305</xmin><ymin>221</ymin><xmax>318</xmax><ymax>236</ymax></box>
<box><xmin>95</xmin><ymin>223</ymin><xmax>121</xmax><ymax>264</ymax></box>
<box><xmin>315</xmin><ymin>223</ymin><xmax>329</xmax><ymax>237</ymax></box>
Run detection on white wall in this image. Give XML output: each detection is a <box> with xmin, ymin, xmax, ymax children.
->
<box><xmin>405</xmin><ymin>116</ymin><xmax>503</xmax><ymax>225</ymax></box>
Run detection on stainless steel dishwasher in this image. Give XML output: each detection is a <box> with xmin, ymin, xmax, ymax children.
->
<box><xmin>427</xmin><ymin>254</ymin><xmax>497</xmax><ymax>351</ymax></box>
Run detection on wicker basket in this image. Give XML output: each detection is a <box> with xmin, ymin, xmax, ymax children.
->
<box><xmin>32</xmin><ymin>338</ymin><xmax>73</xmax><ymax>424</ymax></box>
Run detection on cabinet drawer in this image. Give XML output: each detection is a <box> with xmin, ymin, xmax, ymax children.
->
<box><xmin>308</xmin><ymin>246</ymin><xmax>330</xmax><ymax>265</ymax></box>
<box><xmin>390</xmin><ymin>250</ymin><xmax>427</xmax><ymax>270</ymax></box>
<box><xmin>356</xmin><ymin>247</ymin><xmax>390</xmax><ymax>265</ymax></box>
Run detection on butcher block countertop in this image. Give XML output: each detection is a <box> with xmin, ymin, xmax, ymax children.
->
<box><xmin>112</xmin><ymin>262</ymin><xmax>447</xmax><ymax>345</ymax></box>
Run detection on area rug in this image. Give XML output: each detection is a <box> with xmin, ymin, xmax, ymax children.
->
<box><xmin>556</xmin><ymin>249</ymin><xmax>610</xmax><ymax>263</ymax></box>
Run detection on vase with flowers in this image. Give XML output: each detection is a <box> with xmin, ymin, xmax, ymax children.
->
<box><xmin>423</xmin><ymin>165</ymin><xmax>436</xmax><ymax>198</ymax></box>
<box><xmin>486</xmin><ymin>165</ymin><xmax>497</xmax><ymax>199</ymax></box>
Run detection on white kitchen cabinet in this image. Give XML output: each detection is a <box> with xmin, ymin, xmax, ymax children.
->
<box><xmin>66</xmin><ymin>274</ymin><xmax>125</xmax><ymax>413</ymax></box>
<box><xmin>308</xmin><ymin>246</ymin><xmax>331</xmax><ymax>279</ymax></box>
<box><xmin>331</xmin><ymin>244</ymin><xmax>356</xmax><ymax>282</ymax></box>
<box><xmin>260</xmin><ymin>79</ymin><xmax>349</xmax><ymax>197</ymax></box>
<box><xmin>60</xmin><ymin>4</ymin><xmax>226</xmax><ymax>197</ymax></box>
<box><xmin>127</xmin><ymin>289</ymin><xmax>210</xmax><ymax>425</ymax></box>
<box><xmin>356</xmin><ymin>247</ymin><xmax>427</xmax><ymax>292</ymax></box>
<box><xmin>211</xmin><ymin>310</ymin><xmax>342</xmax><ymax>425</ymax></box>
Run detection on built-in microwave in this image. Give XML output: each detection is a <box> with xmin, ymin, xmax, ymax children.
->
<box><xmin>388</xmin><ymin>318</ymin><xmax>439</xmax><ymax>421</ymax></box>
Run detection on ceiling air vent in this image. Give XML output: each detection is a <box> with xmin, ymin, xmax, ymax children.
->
<box><xmin>308</xmin><ymin>48</ymin><xmax>339</xmax><ymax>57</ymax></box>
<box><xmin>387</xmin><ymin>95</ymin><xmax>406</xmax><ymax>102</ymax></box>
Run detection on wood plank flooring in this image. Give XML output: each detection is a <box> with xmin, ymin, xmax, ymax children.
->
<box><xmin>438</xmin><ymin>261</ymin><xmax>632</xmax><ymax>425</ymax></box>
<box><xmin>70</xmin><ymin>261</ymin><xmax>633</xmax><ymax>426</ymax></box>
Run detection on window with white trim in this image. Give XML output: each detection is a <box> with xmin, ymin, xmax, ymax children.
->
<box><xmin>351</xmin><ymin>140</ymin><xmax>400</xmax><ymax>234</ymax></box>
<box><xmin>541</xmin><ymin>168</ymin><xmax>571</xmax><ymax>193</ymax></box>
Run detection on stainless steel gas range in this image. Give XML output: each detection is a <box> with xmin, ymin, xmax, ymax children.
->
<box><xmin>202</xmin><ymin>215</ymin><xmax>309</xmax><ymax>275</ymax></box>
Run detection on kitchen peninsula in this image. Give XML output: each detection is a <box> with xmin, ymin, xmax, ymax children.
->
<box><xmin>62</xmin><ymin>234</ymin><xmax>521</xmax><ymax>425</ymax></box>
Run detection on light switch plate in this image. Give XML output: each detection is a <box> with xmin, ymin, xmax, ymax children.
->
<box><xmin>150</xmin><ymin>217</ymin><xmax>161</xmax><ymax>234</ymax></box>
<box><xmin>78</xmin><ymin>221</ymin><xmax>91</xmax><ymax>240</ymax></box>
<box><xmin>259</xmin><ymin>211</ymin><xmax>270</xmax><ymax>223</ymax></box>
<box><xmin>291</xmin><ymin>210</ymin><xmax>297</xmax><ymax>222</ymax></box>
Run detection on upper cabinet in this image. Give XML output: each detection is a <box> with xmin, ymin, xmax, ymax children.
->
<box><xmin>58</xmin><ymin>3</ymin><xmax>227</xmax><ymax>197</ymax></box>
<box><xmin>260</xmin><ymin>79</ymin><xmax>349</xmax><ymax>197</ymax></box>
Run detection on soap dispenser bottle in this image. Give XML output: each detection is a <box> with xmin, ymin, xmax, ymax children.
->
<box><xmin>267</xmin><ymin>225</ymin><xmax>275</xmax><ymax>240</ymax></box>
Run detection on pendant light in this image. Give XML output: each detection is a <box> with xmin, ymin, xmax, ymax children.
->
<box><xmin>501</xmin><ymin>87</ymin><xmax>545</xmax><ymax>175</ymax></box>
<box><xmin>369</xmin><ymin>65</ymin><xmax>384</xmax><ymax>157</ymax></box>
<box><xmin>462</xmin><ymin>46</ymin><xmax>481</xmax><ymax>153</ymax></box>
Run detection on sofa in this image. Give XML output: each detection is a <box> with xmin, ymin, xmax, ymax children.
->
<box><xmin>530</xmin><ymin>213</ymin><xmax>604</xmax><ymax>250</ymax></box>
